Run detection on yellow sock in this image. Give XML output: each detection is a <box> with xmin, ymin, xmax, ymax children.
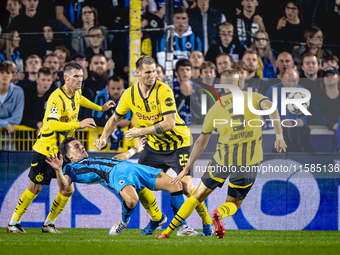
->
<box><xmin>138</xmin><ymin>188</ymin><xmax>162</xmax><ymax>221</ymax></box>
<box><xmin>186</xmin><ymin>188</ymin><xmax>213</xmax><ymax>225</ymax></box>
<box><xmin>11</xmin><ymin>188</ymin><xmax>37</xmax><ymax>222</ymax></box>
<box><xmin>217</xmin><ymin>202</ymin><xmax>237</xmax><ymax>219</ymax></box>
<box><xmin>163</xmin><ymin>196</ymin><xmax>199</xmax><ymax>237</ymax></box>
<box><xmin>46</xmin><ymin>192</ymin><xmax>70</xmax><ymax>223</ymax></box>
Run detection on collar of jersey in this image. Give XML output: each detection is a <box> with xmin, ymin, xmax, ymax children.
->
<box><xmin>137</xmin><ymin>81</ymin><xmax>156</xmax><ymax>100</ymax></box>
<box><xmin>59</xmin><ymin>86</ymin><xmax>75</xmax><ymax>100</ymax></box>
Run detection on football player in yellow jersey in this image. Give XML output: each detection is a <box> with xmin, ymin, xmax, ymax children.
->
<box><xmin>94</xmin><ymin>55</ymin><xmax>214</xmax><ymax>236</ymax></box>
<box><xmin>6</xmin><ymin>61</ymin><xmax>115</xmax><ymax>234</ymax></box>
<box><xmin>155</xmin><ymin>69</ymin><xmax>287</xmax><ymax>239</ymax></box>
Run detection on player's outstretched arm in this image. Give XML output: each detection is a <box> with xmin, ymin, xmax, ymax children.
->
<box><xmin>124</xmin><ymin>113</ymin><xmax>175</xmax><ymax>139</ymax></box>
<box><xmin>80</xmin><ymin>96</ymin><xmax>115</xmax><ymax>111</ymax></box>
<box><xmin>45</xmin><ymin>153</ymin><xmax>72</xmax><ymax>191</ymax></box>
<box><xmin>260</xmin><ymin>99</ymin><xmax>287</xmax><ymax>153</ymax></box>
<box><xmin>113</xmin><ymin>137</ymin><xmax>147</xmax><ymax>160</ymax></box>
<box><xmin>94</xmin><ymin>113</ymin><xmax>123</xmax><ymax>150</ymax></box>
<box><xmin>171</xmin><ymin>134</ymin><xmax>211</xmax><ymax>184</ymax></box>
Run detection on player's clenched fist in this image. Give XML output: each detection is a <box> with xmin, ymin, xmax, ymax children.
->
<box><xmin>80</xmin><ymin>118</ymin><xmax>97</xmax><ymax>128</ymax></box>
<box><xmin>94</xmin><ymin>137</ymin><xmax>107</xmax><ymax>150</ymax></box>
<box><xmin>102</xmin><ymin>100</ymin><xmax>116</xmax><ymax>111</ymax></box>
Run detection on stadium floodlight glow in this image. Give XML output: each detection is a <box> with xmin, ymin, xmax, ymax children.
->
<box><xmin>207</xmin><ymin>85</ymin><xmax>312</xmax><ymax>116</ymax></box>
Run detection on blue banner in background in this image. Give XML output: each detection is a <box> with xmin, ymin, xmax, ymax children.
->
<box><xmin>0</xmin><ymin>152</ymin><xmax>339</xmax><ymax>231</ymax></box>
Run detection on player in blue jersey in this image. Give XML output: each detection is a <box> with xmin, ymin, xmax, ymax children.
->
<box><xmin>46</xmin><ymin>137</ymin><xmax>183</xmax><ymax>235</ymax></box>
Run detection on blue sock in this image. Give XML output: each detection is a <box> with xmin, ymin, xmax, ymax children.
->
<box><xmin>122</xmin><ymin>201</ymin><xmax>136</xmax><ymax>223</ymax></box>
<box><xmin>170</xmin><ymin>191</ymin><xmax>187</xmax><ymax>227</ymax></box>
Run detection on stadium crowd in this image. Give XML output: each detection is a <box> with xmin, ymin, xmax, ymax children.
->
<box><xmin>1</xmin><ymin>0</ymin><xmax>340</xmax><ymax>152</ymax></box>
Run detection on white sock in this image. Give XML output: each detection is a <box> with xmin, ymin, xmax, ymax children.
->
<box><xmin>9</xmin><ymin>219</ymin><xmax>19</xmax><ymax>226</ymax></box>
<box><xmin>44</xmin><ymin>219</ymin><xmax>54</xmax><ymax>226</ymax></box>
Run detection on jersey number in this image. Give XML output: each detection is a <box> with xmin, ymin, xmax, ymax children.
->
<box><xmin>229</xmin><ymin>108</ymin><xmax>245</xmax><ymax>132</ymax></box>
<box><xmin>179</xmin><ymin>154</ymin><xmax>188</xmax><ymax>168</ymax></box>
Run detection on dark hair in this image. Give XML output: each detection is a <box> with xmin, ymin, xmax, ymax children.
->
<box><xmin>54</xmin><ymin>46</ymin><xmax>70</xmax><ymax>62</ymax></box>
<box><xmin>59</xmin><ymin>137</ymin><xmax>77</xmax><ymax>164</ymax></box>
<box><xmin>216</xmin><ymin>53</ymin><xmax>235</xmax><ymax>64</ymax></box>
<box><xmin>285</xmin><ymin>0</ymin><xmax>302</xmax><ymax>13</ymax></box>
<box><xmin>0</xmin><ymin>62</ymin><xmax>15</xmax><ymax>73</ymax></box>
<box><xmin>108</xmin><ymin>74</ymin><xmax>123</xmax><ymax>83</ymax></box>
<box><xmin>156</xmin><ymin>64</ymin><xmax>165</xmax><ymax>74</ymax></box>
<box><xmin>174</xmin><ymin>6</ymin><xmax>187</xmax><ymax>15</ymax></box>
<box><xmin>232</xmin><ymin>60</ymin><xmax>248</xmax><ymax>71</ymax></box>
<box><xmin>135</xmin><ymin>55</ymin><xmax>156</xmax><ymax>70</ymax></box>
<box><xmin>243</xmin><ymin>50</ymin><xmax>258</xmax><ymax>57</ymax></box>
<box><xmin>88</xmin><ymin>26</ymin><xmax>104</xmax><ymax>35</ymax></box>
<box><xmin>37</xmin><ymin>67</ymin><xmax>53</xmax><ymax>77</ymax></box>
<box><xmin>302</xmin><ymin>52</ymin><xmax>317</xmax><ymax>63</ymax></box>
<box><xmin>200</xmin><ymin>61</ymin><xmax>217</xmax><ymax>74</ymax></box>
<box><xmin>90</xmin><ymin>53</ymin><xmax>106</xmax><ymax>64</ymax></box>
<box><xmin>322</xmin><ymin>55</ymin><xmax>339</xmax><ymax>65</ymax></box>
<box><xmin>44</xmin><ymin>53</ymin><xmax>58</xmax><ymax>62</ymax></box>
<box><xmin>175</xmin><ymin>58</ymin><xmax>192</xmax><ymax>72</ymax></box>
<box><xmin>64</xmin><ymin>61</ymin><xmax>83</xmax><ymax>74</ymax></box>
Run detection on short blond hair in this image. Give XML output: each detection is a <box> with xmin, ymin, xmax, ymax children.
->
<box><xmin>219</xmin><ymin>22</ymin><xmax>234</xmax><ymax>31</ymax></box>
<box><xmin>220</xmin><ymin>68</ymin><xmax>239</xmax><ymax>86</ymax></box>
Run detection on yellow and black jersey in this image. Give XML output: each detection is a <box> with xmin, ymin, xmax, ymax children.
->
<box><xmin>33</xmin><ymin>86</ymin><xmax>102</xmax><ymax>156</ymax></box>
<box><xmin>202</xmin><ymin>91</ymin><xmax>268</xmax><ymax>166</ymax></box>
<box><xmin>115</xmin><ymin>80</ymin><xmax>192</xmax><ymax>152</ymax></box>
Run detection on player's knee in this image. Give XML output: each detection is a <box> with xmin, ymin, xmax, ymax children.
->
<box><xmin>125</xmin><ymin>195</ymin><xmax>138</xmax><ymax>208</ymax></box>
<box><xmin>60</xmin><ymin>185</ymin><xmax>74</xmax><ymax>197</ymax></box>
<box><xmin>28</xmin><ymin>182</ymin><xmax>43</xmax><ymax>195</ymax></box>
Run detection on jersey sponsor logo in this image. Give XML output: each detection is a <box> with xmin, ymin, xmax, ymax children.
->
<box><xmin>119</xmin><ymin>180</ymin><xmax>125</xmax><ymax>185</ymax></box>
<box><xmin>50</xmin><ymin>107</ymin><xmax>58</xmax><ymax>114</ymax></box>
<box><xmin>36</xmin><ymin>173</ymin><xmax>43</xmax><ymax>182</ymax></box>
<box><xmin>136</xmin><ymin>112</ymin><xmax>161</xmax><ymax>121</ymax></box>
<box><xmin>165</xmin><ymin>97</ymin><xmax>173</xmax><ymax>107</ymax></box>
<box><xmin>69</xmin><ymin>113</ymin><xmax>78</xmax><ymax>122</ymax></box>
<box><xmin>60</xmin><ymin>116</ymin><xmax>69</xmax><ymax>122</ymax></box>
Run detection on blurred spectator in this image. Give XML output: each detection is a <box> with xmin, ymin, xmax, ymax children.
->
<box><xmin>6</xmin><ymin>60</ymin><xmax>23</xmax><ymax>85</ymax></box>
<box><xmin>0</xmin><ymin>62</ymin><xmax>24</xmax><ymax>135</ymax></box>
<box><xmin>266</xmin><ymin>67</ymin><xmax>310</xmax><ymax>152</ymax></box>
<box><xmin>275</xmin><ymin>52</ymin><xmax>294</xmax><ymax>79</ymax></box>
<box><xmin>156</xmin><ymin>64</ymin><xmax>165</xmax><ymax>82</ymax></box>
<box><xmin>148</xmin><ymin>0</ymin><xmax>189</xmax><ymax>19</ymax></box>
<box><xmin>157</xmin><ymin>7</ymin><xmax>202</xmax><ymax>69</ymax></box>
<box><xmin>189</xmin><ymin>50</ymin><xmax>204</xmax><ymax>78</ymax></box>
<box><xmin>0</xmin><ymin>30</ymin><xmax>22</xmax><ymax>71</ymax></box>
<box><xmin>84</xmin><ymin>54</ymin><xmax>108</xmax><ymax>96</ymax></box>
<box><xmin>252</xmin><ymin>30</ymin><xmax>276</xmax><ymax>79</ymax></box>
<box><xmin>17</xmin><ymin>54</ymin><xmax>42</xmax><ymax>88</ymax></box>
<box><xmin>84</xmin><ymin>27</ymin><xmax>105</xmax><ymax>62</ymax></box>
<box><xmin>299</xmin><ymin>52</ymin><xmax>322</xmax><ymax>98</ymax></box>
<box><xmin>43</xmin><ymin>53</ymin><xmax>63</xmax><ymax>87</ymax></box>
<box><xmin>72</xmin><ymin>52</ymin><xmax>89</xmax><ymax>80</ymax></box>
<box><xmin>8</xmin><ymin>0</ymin><xmax>48</xmax><ymax>61</ymax></box>
<box><xmin>55</xmin><ymin>0</ymin><xmax>84</xmax><ymax>31</ymax></box>
<box><xmin>187</xmin><ymin>0</ymin><xmax>226</xmax><ymax>55</ymax></box>
<box><xmin>232</xmin><ymin>60</ymin><xmax>249</xmax><ymax>90</ymax></box>
<box><xmin>235</xmin><ymin>0</ymin><xmax>265</xmax><ymax>48</ymax></box>
<box><xmin>92</xmin><ymin>75</ymin><xmax>131</xmax><ymax>149</ymax></box>
<box><xmin>242</xmin><ymin>50</ymin><xmax>270</xmax><ymax>95</ymax></box>
<box><xmin>273</xmin><ymin>0</ymin><xmax>305</xmax><ymax>53</ymax></box>
<box><xmin>54</xmin><ymin>46</ymin><xmax>70</xmax><ymax>72</ymax></box>
<box><xmin>0</xmin><ymin>0</ymin><xmax>22</xmax><ymax>32</ymax></box>
<box><xmin>21</xmin><ymin>67</ymin><xmax>56</xmax><ymax>131</ymax></box>
<box><xmin>173</xmin><ymin>58</ymin><xmax>200</xmax><ymax>125</ymax></box>
<box><xmin>322</xmin><ymin>55</ymin><xmax>339</xmax><ymax>71</ymax></box>
<box><xmin>205</xmin><ymin>22</ymin><xmax>245</xmax><ymax>66</ymax></box>
<box><xmin>310</xmin><ymin>67</ymin><xmax>340</xmax><ymax>133</ymax></box>
<box><xmin>40</xmin><ymin>25</ymin><xmax>58</xmax><ymax>57</ymax></box>
<box><xmin>215</xmin><ymin>53</ymin><xmax>234</xmax><ymax>76</ymax></box>
<box><xmin>72</xmin><ymin>4</ymin><xmax>111</xmax><ymax>55</ymax></box>
<box><xmin>292</xmin><ymin>26</ymin><xmax>332</xmax><ymax>73</ymax></box>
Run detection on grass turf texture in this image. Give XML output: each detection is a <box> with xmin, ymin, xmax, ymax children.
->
<box><xmin>1</xmin><ymin>228</ymin><xmax>340</xmax><ymax>255</ymax></box>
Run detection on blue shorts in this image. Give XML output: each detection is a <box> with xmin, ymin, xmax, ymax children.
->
<box><xmin>107</xmin><ymin>161</ymin><xmax>162</xmax><ymax>192</ymax></box>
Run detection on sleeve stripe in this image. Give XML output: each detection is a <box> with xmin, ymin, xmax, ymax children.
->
<box><xmin>47</xmin><ymin>117</ymin><xmax>58</xmax><ymax>122</ymax></box>
<box><xmin>114</xmin><ymin>110</ymin><xmax>124</xmax><ymax>118</ymax></box>
<box><xmin>162</xmin><ymin>110</ymin><xmax>176</xmax><ymax>116</ymax></box>
<box><xmin>201</xmin><ymin>132</ymin><xmax>212</xmax><ymax>135</ymax></box>
<box><xmin>258</xmin><ymin>98</ymin><xmax>268</xmax><ymax>110</ymax></box>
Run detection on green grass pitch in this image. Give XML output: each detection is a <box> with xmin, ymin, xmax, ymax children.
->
<box><xmin>1</xmin><ymin>228</ymin><xmax>340</xmax><ymax>255</ymax></box>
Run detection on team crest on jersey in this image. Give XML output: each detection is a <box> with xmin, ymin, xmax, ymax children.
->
<box><xmin>50</xmin><ymin>107</ymin><xmax>58</xmax><ymax>114</ymax></box>
<box><xmin>119</xmin><ymin>180</ymin><xmax>125</xmax><ymax>185</ymax></box>
<box><xmin>60</xmin><ymin>116</ymin><xmax>69</xmax><ymax>122</ymax></box>
<box><xmin>165</xmin><ymin>97</ymin><xmax>173</xmax><ymax>107</ymax></box>
<box><xmin>36</xmin><ymin>173</ymin><xmax>43</xmax><ymax>182</ymax></box>
<box><xmin>185</xmin><ymin>41</ymin><xmax>192</xmax><ymax>49</ymax></box>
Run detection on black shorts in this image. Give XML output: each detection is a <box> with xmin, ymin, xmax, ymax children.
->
<box><xmin>28</xmin><ymin>151</ymin><xmax>56</xmax><ymax>185</ymax></box>
<box><xmin>201</xmin><ymin>158</ymin><xmax>258</xmax><ymax>200</ymax></box>
<box><xmin>138</xmin><ymin>146</ymin><xmax>192</xmax><ymax>176</ymax></box>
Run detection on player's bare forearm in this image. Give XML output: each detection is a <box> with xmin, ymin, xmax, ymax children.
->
<box><xmin>101</xmin><ymin>113</ymin><xmax>122</xmax><ymax>139</ymax></box>
<box><xmin>113</xmin><ymin>137</ymin><xmax>146</xmax><ymax>160</ymax></box>
<box><xmin>269</xmin><ymin>109</ymin><xmax>283</xmax><ymax>135</ymax></box>
<box><xmin>145</xmin><ymin>113</ymin><xmax>175</xmax><ymax>135</ymax></box>
<box><xmin>184</xmin><ymin>134</ymin><xmax>210</xmax><ymax>172</ymax></box>
<box><xmin>113</xmin><ymin>148</ymin><xmax>137</xmax><ymax>161</ymax></box>
<box><xmin>55</xmin><ymin>171</ymin><xmax>71</xmax><ymax>191</ymax></box>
